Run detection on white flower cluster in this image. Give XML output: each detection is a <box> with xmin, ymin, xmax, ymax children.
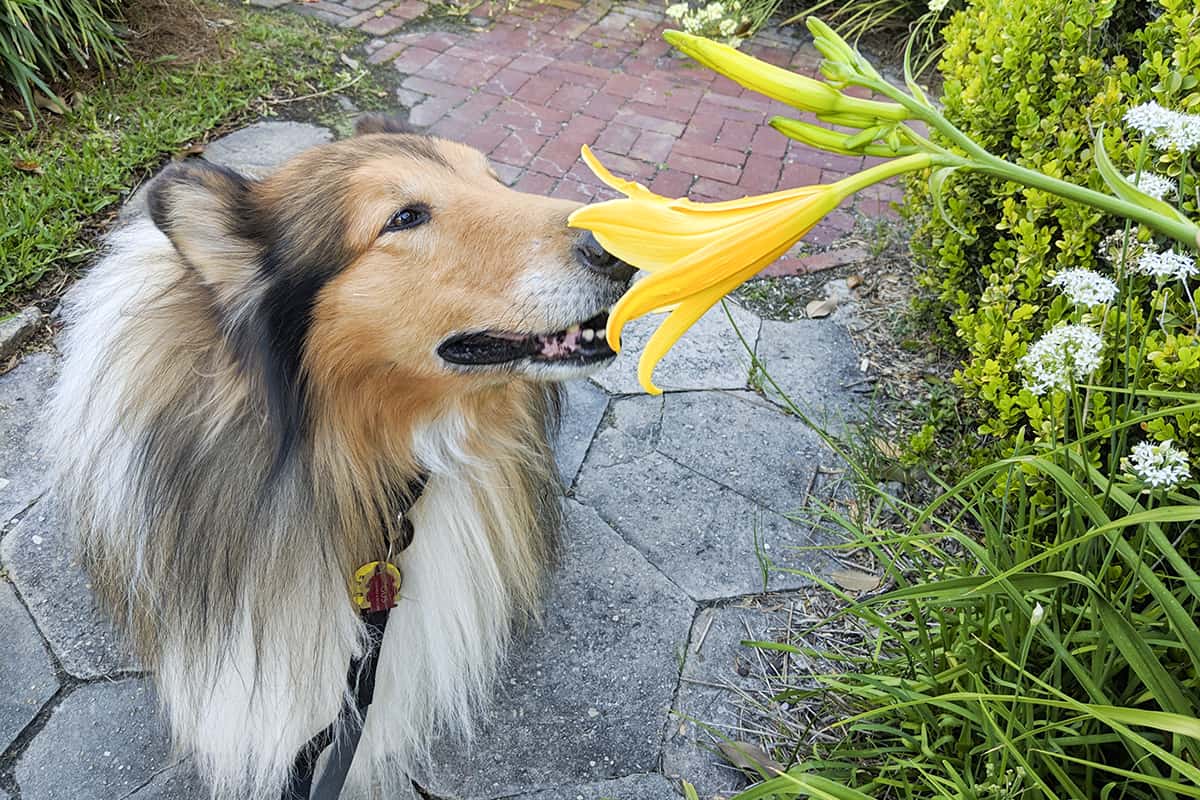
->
<box><xmin>928</xmin><ymin>0</ymin><xmax>950</xmax><ymax>11</ymax></box>
<box><xmin>666</xmin><ymin>1</ymin><xmax>751</xmax><ymax>41</ymax></box>
<box><xmin>1049</xmin><ymin>268</ymin><xmax>1118</xmax><ymax>307</ymax></box>
<box><xmin>1135</xmin><ymin>248</ymin><xmax>1199</xmax><ymax>281</ymax></box>
<box><xmin>1124</xmin><ymin>102</ymin><xmax>1200</xmax><ymax>153</ymax></box>
<box><xmin>1128</xmin><ymin>439</ymin><xmax>1191</xmax><ymax>489</ymax></box>
<box><xmin>1019</xmin><ymin>324</ymin><xmax>1104</xmax><ymax>395</ymax></box>
<box><xmin>1124</xmin><ymin>171</ymin><xmax>1176</xmax><ymax>201</ymax></box>
<box><xmin>1099</xmin><ymin>231</ymin><xmax>1146</xmax><ymax>268</ymax></box>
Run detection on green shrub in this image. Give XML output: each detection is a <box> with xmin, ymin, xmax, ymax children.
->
<box><xmin>1</xmin><ymin>0</ymin><xmax>126</xmax><ymax>115</ymax></box>
<box><xmin>906</xmin><ymin>0</ymin><xmax>1200</xmax><ymax>466</ymax></box>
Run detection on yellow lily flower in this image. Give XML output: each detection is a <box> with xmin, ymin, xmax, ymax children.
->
<box><xmin>567</xmin><ymin>146</ymin><xmax>933</xmax><ymax>394</ymax></box>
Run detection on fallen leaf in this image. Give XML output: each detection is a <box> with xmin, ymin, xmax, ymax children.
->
<box><xmin>13</xmin><ymin>160</ymin><xmax>42</xmax><ymax>175</ymax></box>
<box><xmin>831</xmin><ymin>567</ymin><xmax>884</xmax><ymax>593</ymax></box>
<box><xmin>846</xmin><ymin>274</ymin><xmax>864</xmax><ymax>289</ymax></box>
<box><xmin>717</xmin><ymin>741</ymin><xmax>784</xmax><ymax>777</ymax></box>
<box><xmin>34</xmin><ymin>92</ymin><xmax>67</xmax><ymax>114</ymax></box>
<box><xmin>340</xmin><ymin>53</ymin><xmax>361</xmax><ymax>70</ymax></box>
<box><xmin>871</xmin><ymin>436</ymin><xmax>900</xmax><ymax>459</ymax></box>
<box><xmin>806</xmin><ymin>298</ymin><xmax>837</xmax><ymax>318</ymax></box>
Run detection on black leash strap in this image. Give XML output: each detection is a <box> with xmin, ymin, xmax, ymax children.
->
<box><xmin>281</xmin><ymin>472</ymin><xmax>429</xmax><ymax>800</ymax></box>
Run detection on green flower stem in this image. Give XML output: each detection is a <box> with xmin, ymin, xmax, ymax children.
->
<box><xmin>829</xmin><ymin>151</ymin><xmax>958</xmax><ymax>195</ymax></box>
<box><xmin>855</xmin><ymin>74</ymin><xmax>1200</xmax><ymax>252</ymax></box>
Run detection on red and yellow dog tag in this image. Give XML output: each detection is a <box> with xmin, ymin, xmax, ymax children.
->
<box><xmin>351</xmin><ymin>561</ymin><xmax>403</xmax><ymax>612</ymax></box>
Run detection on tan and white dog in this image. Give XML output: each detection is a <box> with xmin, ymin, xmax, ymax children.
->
<box><xmin>48</xmin><ymin>115</ymin><xmax>632</xmax><ymax>799</ymax></box>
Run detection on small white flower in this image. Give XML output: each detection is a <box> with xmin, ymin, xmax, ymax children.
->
<box><xmin>1019</xmin><ymin>324</ymin><xmax>1104</xmax><ymax>395</ymax></box>
<box><xmin>1135</xmin><ymin>249</ymin><xmax>1199</xmax><ymax>281</ymax></box>
<box><xmin>1099</xmin><ymin>232</ymin><xmax>1146</xmax><ymax>268</ymax></box>
<box><xmin>1125</xmin><ymin>101</ymin><xmax>1175</xmax><ymax>136</ymax></box>
<box><xmin>1128</xmin><ymin>439</ymin><xmax>1191</xmax><ymax>489</ymax></box>
<box><xmin>1029</xmin><ymin>602</ymin><xmax>1046</xmax><ymax>628</ymax></box>
<box><xmin>1049</xmin><ymin>268</ymin><xmax>1118</xmax><ymax>306</ymax></box>
<box><xmin>666</xmin><ymin>2</ymin><xmax>689</xmax><ymax>19</ymax></box>
<box><xmin>718</xmin><ymin>18</ymin><xmax>737</xmax><ymax>35</ymax></box>
<box><xmin>1125</xmin><ymin>171</ymin><xmax>1176</xmax><ymax>201</ymax></box>
<box><xmin>928</xmin><ymin>0</ymin><xmax>949</xmax><ymax>11</ymax></box>
<box><xmin>1124</xmin><ymin>102</ymin><xmax>1200</xmax><ymax>154</ymax></box>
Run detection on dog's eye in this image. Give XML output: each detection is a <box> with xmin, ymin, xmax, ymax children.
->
<box><xmin>384</xmin><ymin>205</ymin><xmax>429</xmax><ymax>233</ymax></box>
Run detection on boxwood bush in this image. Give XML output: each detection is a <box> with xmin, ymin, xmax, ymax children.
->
<box><xmin>907</xmin><ymin>0</ymin><xmax>1200</xmax><ymax>460</ymax></box>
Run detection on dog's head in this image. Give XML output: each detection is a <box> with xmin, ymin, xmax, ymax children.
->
<box><xmin>147</xmin><ymin>115</ymin><xmax>632</xmax><ymax>437</ymax></box>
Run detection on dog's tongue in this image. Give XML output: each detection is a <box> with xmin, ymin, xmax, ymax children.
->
<box><xmin>536</xmin><ymin>326</ymin><xmax>582</xmax><ymax>358</ymax></box>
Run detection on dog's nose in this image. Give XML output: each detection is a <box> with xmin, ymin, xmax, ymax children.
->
<box><xmin>574</xmin><ymin>231</ymin><xmax>636</xmax><ymax>283</ymax></box>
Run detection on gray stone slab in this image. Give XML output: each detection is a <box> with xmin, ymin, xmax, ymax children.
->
<box><xmin>657</xmin><ymin>391</ymin><xmax>847</xmax><ymax>518</ymax></box>
<box><xmin>1</xmin><ymin>496</ymin><xmax>135</xmax><ymax>678</ymax></box>
<box><xmin>574</xmin><ymin>395</ymin><xmax>837</xmax><ymax>601</ymax></box>
<box><xmin>754</xmin><ymin>319</ymin><xmax>863</xmax><ymax>422</ymax></box>
<box><xmin>594</xmin><ymin>302</ymin><xmax>761</xmax><ymax>395</ymax></box>
<box><xmin>0</xmin><ymin>352</ymin><xmax>58</xmax><ymax>529</ymax></box>
<box><xmin>0</xmin><ymin>306</ymin><xmax>42</xmax><ymax>362</ymax></box>
<box><xmin>202</xmin><ymin>121</ymin><xmax>334</xmax><ymax>177</ymax></box>
<box><xmin>555</xmin><ymin>379</ymin><xmax>609</xmax><ymax>487</ymax></box>
<box><xmin>126</xmin><ymin>760</ymin><xmax>206</xmax><ymax>800</ymax></box>
<box><xmin>0</xmin><ymin>581</ymin><xmax>58</xmax><ymax>752</ymax></box>
<box><xmin>420</xmin><ymin>501</ymin><xmax>695</xmax><ymax>798</ymax></box>
<box><xmin>505</xmin><ymin>773</ymin><xmax>680</xmax><ymax>800</ymax></box>
<box><xmin>663</xmin><ymin>600</ymin><xmax>800</xmax><ymax>798</ymax></box>
<box><xmin>16</xmin><ymin>679</ymin><xmax>171</xmax><ymax>800</ymax></box>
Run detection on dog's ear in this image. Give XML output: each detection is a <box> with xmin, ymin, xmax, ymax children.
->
<box><xmin>354</xmin><ymin>113</ymin><xmax>415</xmax><ymax>136</ymax></box>
<box><xmin>147</xmin><ymin>159</ymin><xmax>261</xmax><ymax>297</ymax></box>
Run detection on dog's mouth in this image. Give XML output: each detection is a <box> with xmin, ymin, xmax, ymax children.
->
<box><xmin>437</xmin><ymin>310</ymin><xmax>615</xmax><ymax>368</ymax></box>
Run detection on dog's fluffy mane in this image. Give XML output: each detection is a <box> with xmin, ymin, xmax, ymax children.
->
<box><xmin>47</xmin><ymin>145</ymin><xmax>563</xmax><ymax>798</ymax></box>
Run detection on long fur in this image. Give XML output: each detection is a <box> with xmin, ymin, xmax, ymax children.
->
<box><xmin>45</xmin><ymin>130</ymin><xmax>609</xmax><ymax>798</ymax></box>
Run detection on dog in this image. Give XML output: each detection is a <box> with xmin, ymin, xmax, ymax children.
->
<box><xmin>47</xmin><ymin>114</ymin><xmax>633</xmax><ymax>799</ymax></box>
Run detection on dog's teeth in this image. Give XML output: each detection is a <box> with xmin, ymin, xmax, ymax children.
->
<box><xmin>582</xmin><ymin>329</ymin><xmax>595</xmax><ymax>342</ymax></box>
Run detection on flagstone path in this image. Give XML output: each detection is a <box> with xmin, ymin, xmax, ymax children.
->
<box><xmin>0</xmin><ymin>2</ymin><xmax>886</xmax><ymax>798</ymax></box>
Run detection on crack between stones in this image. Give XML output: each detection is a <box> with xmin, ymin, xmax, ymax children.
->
<box><xmin>113</xmin><ymin>756</ymin><xmax>189</xmax><ymax>800</ymax></box>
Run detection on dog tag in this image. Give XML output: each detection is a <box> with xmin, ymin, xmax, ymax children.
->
<box><xmin>351</xmin><ymin>561</ymin><xmax>403</xmax><ymax>612</ymax></box>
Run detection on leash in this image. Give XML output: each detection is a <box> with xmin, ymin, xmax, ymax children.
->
<box><xmin>281</xmin><ymin>472</ymin><xmax>430</xmax><ymax>800</ymax></box>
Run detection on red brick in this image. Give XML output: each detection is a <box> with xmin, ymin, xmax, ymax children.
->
<box><xmin>694</xmin><ymin>99</ymin><xmax>763</xmax><ymax>126</ymax></box>
<box><xmin>551</xmin><ymin>179</ymin><xmax>595</xmax><ymax>202</ymax></box>
<box><xmin>585</xmin><ymin>150</ymin><xmax>655</xmax><ymax>181</ymax></box>
<box><xmin>786</xmin><ymin>147</ymin><xmax>863</xmax><ymax>173</ymax></box>
<box><xmin>666</xmin><ymin>153</ymin><xmax>742</xmax><ymax>184</ymax></box>
<box><xmin>749</xmin><ymin>124</ymin><xmax>788</xmax><ymax>158</ymax></box>
<box><xmin>492</xmin><ymin>163</ymin><xmax>523</xmax><ymax>186</ymax></box>
<box><xmin>444</xmin><ymin>44</ymin><xmax>513</xmax><ymax>65</ymax></box>
<box><xmin>514</xmin><ymin>171</ymin><xmax>558</xmax><ymax>195</ymax></box>
<box><xmin>781</xmin><ymin>161</ymin><xmax>821</xmax><ymax>187</ymax></box>
<box><xmin>804</xmin><ymin>210</ymin><xmax>856</xmax><ymax>246</ymax></box>
<box><xmin>601</xmin><ymin>73</ymin><xmax>643</xmax><ymax>98</ymax></box>
<box><xmin>582</xmin><ymin>92</ymin><xmax>626</xmax><ymax>121</ymax></box>
<box><xmin>482</xmin><ymin>67</ymin><xmax>532</xmax><ymax>96</ymax></box>
<box><xmin>390</xmin><ymin>46</ymin><xmax>440</xmax><ymax>73</ymax></box>
<box><xmin>538</xmin><ymin>65</ymin><xmax>609</xmax><ymax>89</ymax></box>
<box><xmin>358</xmin><ymin>14</ymin><xmax>406</xmax><ymax>35</ymax></box>
<box><xmin>307</xmin><ymin>1</ymin><xmax>355</xmax><ymax>18</ymax></box>
<box><xmin>367</xmin><ymin>42</ymin><xmax>406</xmax><ymax>65</ymax></box>
<box><xmin>855</xmin><ymin>197</ymin><xmax>900</xmax><ymax>219</ymax></box>
<box><xmin>717</xmin><ymin>119</ymin><xmax>755</xmax><ymax>151</ymax></box>
<box><xmin>670</xmin><ymin>136</ymin><xmax>746</xmax><ymax>168</ymax></box>
<box><xmin>346</xmin><ymin>0</ymin><xmax>381</xmax><ymax>8</ymax></box>
<box><xmin>629</xmin><ymin>130</ymin><xmax>673</xmax><ymax>164</ymax></box>
<box><xmin>401</xmin><ymin>76</ymin><xmax>471</xmax><ymax>102</ymax></box>
<box><xmin>515</xmin><ymin>75</ymin><xmax>563</xmax><ymax>104</ymax></box>
<box><xmin>489</xmin><ymin>100</ymin><xmax>571</xmax><ymax>132</ymax></box>
<box><xmin>691</xmin><ymin>177</ymin><xmax>745</xmax><ymax>201</ymax></box>
<box><xmin>709</xmin><ymin>75</ymin><xmax>744</xmax><ymax>97</ymax></box>
<box><xmin>422</xmin><ymin>53</ymin><xmax>503</xmax><ymax>88</ymax></box>
<box><xmin>388</xmin><ymin>0</ymin><xmax>427</xmax><ymax>19</ymax></box>
<box><xmin>461</xmin><ymin>125</ymin><xmax>509</xmax><ymax>154</ymax></box>
<box><xmin>407</xmin><ymin>96</ymin><xmax>458</xmax><ymax>127</ymax></box>
<box><xmin>738</xmin><ymin>153</ymin><xmax>783</xmax><ymax>194</ymax></box>
<box><xmin>509</xmin><ymin>53</ymin><xmax>555</xmax><ymax>73</ymax></box>
<box><xmin>622</xmin><ymin>100</ymin><xmax>691</xmax><ymax>125</ymax></box>
<box><xmin>613</xmin><ymin>108</ymin><xmax>684</xmax><ymax>137</ymax></box>
<box><xmin>703</xmin><ymin>91</ymin><xmax>769</xmax><ymax>120</ymax></box>
<box><xmin>547</xmin><ymin>84</ymin><xmax>595</xmax><ymax>111</ymax></box>
<box><xmin>419</xmin><ymin>32</ymin><xmax>462</xmax><ymax>52</ymax></box>
<box><xmin>492</xmin><ymin>131</ymin><xmax>550</xmax><ymax>166</ymax></box>
<box><xmin>649</xmin><ymin>168</ymin><xmax>693</xmax><ymax>198</ymax></box>
<box><xmin>594</xmin><ymin>123</ymin><xmax>640</xmax><ymax>155</ymax></box>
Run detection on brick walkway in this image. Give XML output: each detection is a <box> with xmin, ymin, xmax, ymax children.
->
<box><xmin>255</xmin><ymin>0</ymin><xmax>903</xmax><ymax>276</ymax></box>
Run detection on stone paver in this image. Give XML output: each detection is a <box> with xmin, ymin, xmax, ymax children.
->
<box><xmin>0</xmin><ymin>352</ymin><xmax>57</xmax><ymax>529</ymax></box>
<box><xmin>575</xmin><ymin>391</ymin><xmax>838</xmax><ymax>601</ymax></box>
<box><xmin>508</xmin><ymin>773</ymin><xmax>679</xmax><ymax>800</ymax></box>
<box><xmin>2</xmin><ymin>496</ymin><xmax>135</xmax><ymax>678</ymax></box>
<box><xmin>0</xmin><ymin>581</ymin><xmax>58</xmax><ymax>752</ymax></box>
<box><xmin>201</xmin><ymin>120</ymin><xmax>334</xmax><ymax>176</ymax></box>
<box><xmin>594</xmin><ymin>302</ymin><xmax>761</xmax><ymax>395</ymax></box>
<box><xmin>125</xmin><ymin>761</ymin><xmax>205</xmax><ymax>800</ymax></box>
<box><xmin>754</xmin><ymin>318</ymin><xmax>864</xmax><ymax>420</ymax></box>
<box><xmin>556</xmin><ymin>379</ymin><xmax>609</xmax><ymax>487</ymax></box>
<box><xmin>0</xmin><ymin>306</ymin><xmax>42</xmax><ymax>362</ymax></box>
<box><xmin>15</xmin><ymin>679</ymin><xmax>171</xmax><ymax>800</ymax></box>
<box><xmin>420</xmin><ymin>500</ymin><xmax>694</xmax><ymax>798</ymax></box>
